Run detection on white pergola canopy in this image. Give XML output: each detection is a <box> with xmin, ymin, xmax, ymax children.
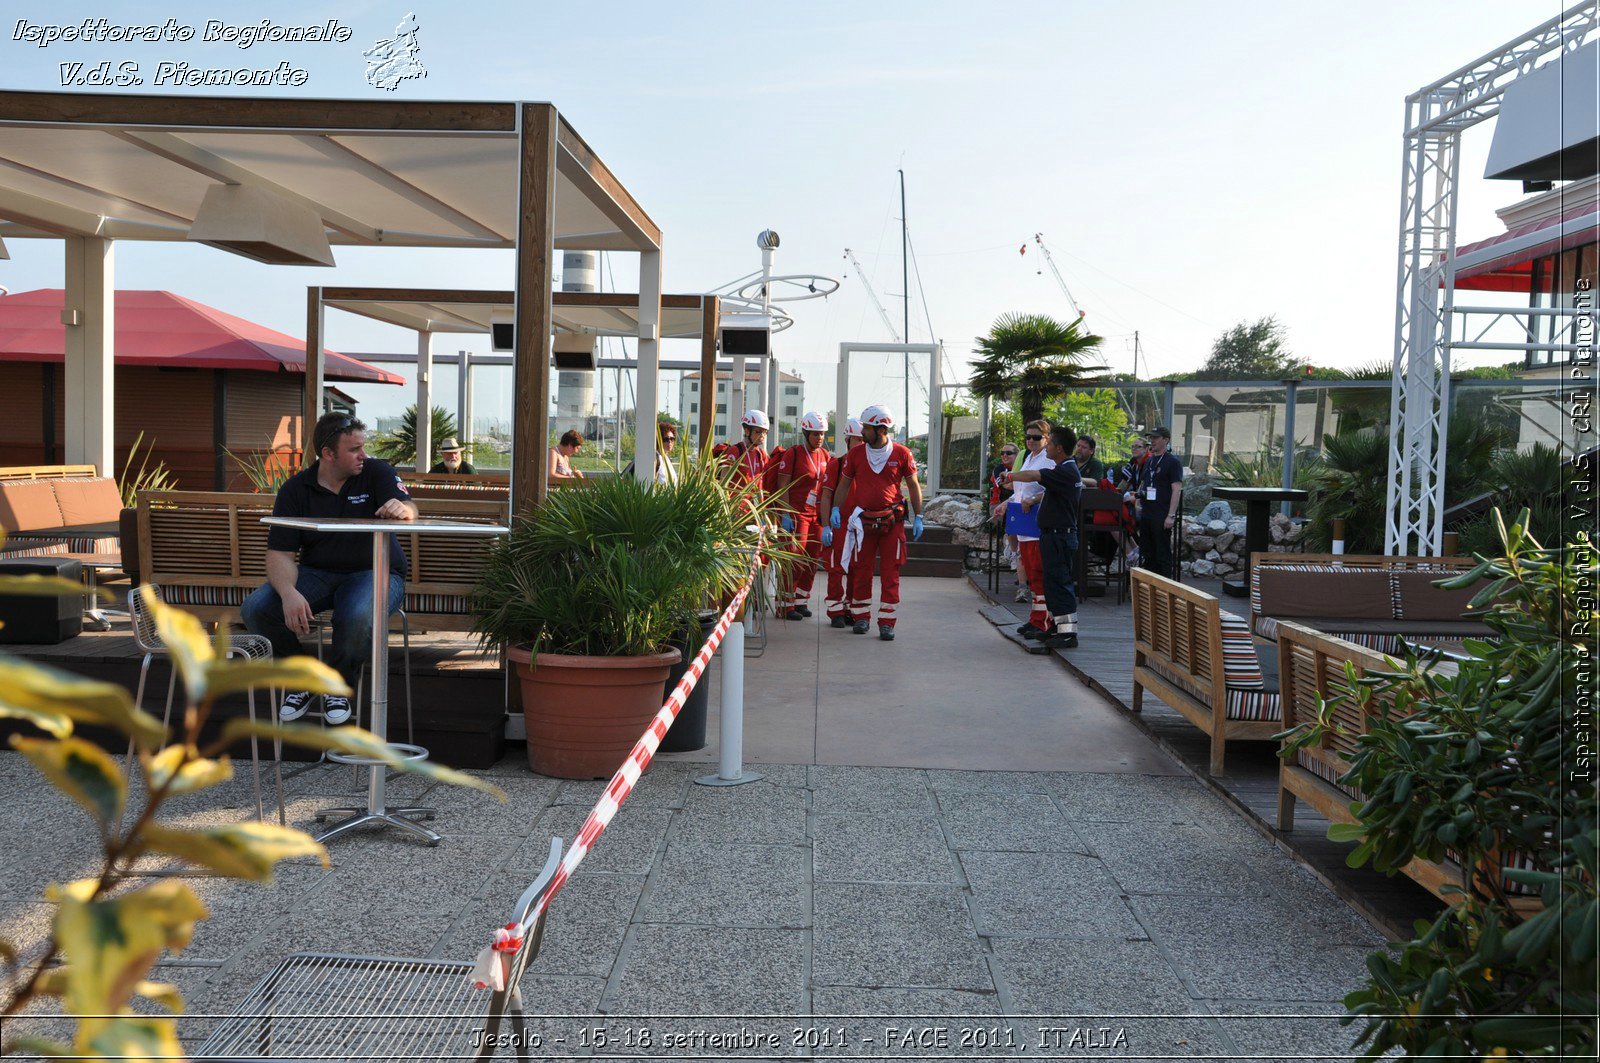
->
<box><xmin>0</xmin><ymin>92</ymin><xmax>658</xmax><ymax>253</ymax></box>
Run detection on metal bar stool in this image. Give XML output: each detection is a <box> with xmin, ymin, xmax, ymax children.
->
<box><xmin>127</xmin><ymin>584</ymin><xmax>279</xmax><ymax>822</ymax></box>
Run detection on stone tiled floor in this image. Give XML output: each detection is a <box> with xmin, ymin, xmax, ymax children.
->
<box><xmin>0</xmin><ymin>577</ymin><xmax>1393</xmax><ymax>1060</ymax></box>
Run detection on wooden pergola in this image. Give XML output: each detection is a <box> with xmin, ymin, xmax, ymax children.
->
<box><xmin>315</xmin><ymin>288</ymin><xmax>721</xmax><ymax>499</ymax></box>
<box><xmin>0</xmin><ymin>90</ymin><xmax>662</xmax><ymax>513</ymax></box>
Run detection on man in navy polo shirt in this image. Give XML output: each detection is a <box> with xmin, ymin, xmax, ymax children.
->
<box><xmin>241</xmin><ymin>412</ymin><xmax>417</xmax><ymax>725</ymax></box>
<box><xmin>1136</xmin><ymin>426</ymin><xmax>1184</xmax><ymax>579</ymax></box>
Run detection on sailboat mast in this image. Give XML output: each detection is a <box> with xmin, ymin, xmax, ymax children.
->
<box><xmin>899</xmin><ymin>169</ymin><xmax>909</xmax><ymax>425</ymax></box>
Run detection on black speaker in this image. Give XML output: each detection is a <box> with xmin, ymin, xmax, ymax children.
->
<box><xmin>491</xmin><ymin>321</ymin><xmax>514</xmax><ymax>351</ymax></box>
<box><xmin>0</xmin><ymin>557</ymin><xmax>84</xmax><ymax>645</ymax></box>
<box><xmin>721</xmin><ymin>327</ymin><xmax>769</xmax><ymax>356</ymax></box>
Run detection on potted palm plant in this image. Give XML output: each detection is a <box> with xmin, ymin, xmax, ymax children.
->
<box><xmin>473</xmin><ymin>452</ymin><xmax>786</xmax><ymax>778</ymax></box>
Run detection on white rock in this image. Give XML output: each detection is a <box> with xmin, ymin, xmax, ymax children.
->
<box><xmin>1214</xmin><ymin>531</ymin><xmax>1236</xmax><ymax>553</ymax></box>
<box><xmin>1206</xmin><ymin>519</ymin><xmax>1228</xmax><ymax>533</ymax></box>
<box><xmin>1205</xmin><ymin>548</ymin><xmax>1222</xmax><ymax>561</ymax></box>
<box><xmin>1213</xmin><ymin>562</ymin><xmax>1234</xmax><ymax>576</ymax></box>
<box><xmin>1228</xmin><ymin>519</ymin><xmax>1248</xmax><ymax>536</ymax></box>
<box><xmin>1191</xmin><ymin>559</ymin><xmax>1216</xmax><ymax>576</ymax></box>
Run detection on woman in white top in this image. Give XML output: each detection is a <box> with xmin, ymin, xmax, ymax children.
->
<box><xmin>1013</xmin><ymin>419</ymin><xmax>1056</xmax><ymax>632</ymax></box>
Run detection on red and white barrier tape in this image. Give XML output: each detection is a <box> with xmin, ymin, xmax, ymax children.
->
<box><xmin>472</xmin><ymin>560</ymin><xmax>759</xmax><ymax>986</ymax></box>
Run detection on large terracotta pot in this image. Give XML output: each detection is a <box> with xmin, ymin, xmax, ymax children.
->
<box><xmin>508</xmin><ymin>646</ymin><xmax>681</xmax><ymax>779</ymax></box>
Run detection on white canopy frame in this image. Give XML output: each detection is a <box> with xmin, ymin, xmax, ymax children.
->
<box><xmin>836</xmin><ymin>341</ymin><xmax>943</xmax><ymax>493</ymax></box>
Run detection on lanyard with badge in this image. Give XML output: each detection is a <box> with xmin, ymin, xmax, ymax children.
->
<box><xmin>797</xmin><ymin>446</ymin><xmax>820</xmax><ymax>507</ymax></box>
<box><xmin>1143</xmin><ymin>455</ymin><xmax>1159</xmax><ymax>502</ymax></box>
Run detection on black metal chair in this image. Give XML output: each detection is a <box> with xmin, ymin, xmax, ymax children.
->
<box><xmin>1078</xmin><ymin>489</ymin><xmax>1133</xmax><ymax>605</ymax></box>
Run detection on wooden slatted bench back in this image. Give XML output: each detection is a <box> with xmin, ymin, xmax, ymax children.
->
<box><xmin>1276</xmin><ymin>620</ymin><xmax>1393</xmax><ymax>786</ymax></box>
<box><xmin>0</xmin><ymin>464</ymin><xmax>100</xmax><ymax>481</ymax></box>
<box><xmin>138</xmin><ymin>491</ymin><xmax>508</xmax><ymax>628</ymax></box>
<box><xmin>1132</xmin><ymin>567</ymin><xmax>1225</xmax><ymax>707</ymax></box>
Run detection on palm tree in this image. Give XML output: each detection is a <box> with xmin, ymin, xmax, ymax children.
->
<box><xmin>969</xmin><ymin>312</ymin><xmax>1104</xmax><ymax>424</ymax></box>
<box><xmin>370</xmin><ymin>405</ymin><xmax>459</xmax><ymax>467</ymax></box>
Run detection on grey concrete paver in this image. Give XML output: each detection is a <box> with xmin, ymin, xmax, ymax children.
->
<box><xmin>0</xmin><ymin>576</ymin><xmax>1391</xmax><ymax>1052</ymax></box>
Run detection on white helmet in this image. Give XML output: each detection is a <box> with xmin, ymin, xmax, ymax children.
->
<box><xmin>799</xmin><ymin>411</ymin><xmax>828</xmax><ymax>434</ymax></box>
<box><xmin>741</xmin><ymin>409</ymin><xmax>770</xmax><ymax>431</ymax></box>
<box><xmin>859</xmin><ymin>404</ymin><xmax>895</xmax><ymax>429</ymax></box>
<box><xmin>845</xmin><ymin>417</ymin><xmax>864</xmax><ymax>438</ymax></box>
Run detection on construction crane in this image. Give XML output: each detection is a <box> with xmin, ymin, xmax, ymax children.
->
<box><xmin>843</xmin><ymin>248</ymin><xmax>902</xmax><ymax>342</ymax></box>
<box><xmin>1031</xmin><ymin>233</ymin><xmax>1087</xmax><ymax>322</ymax></box>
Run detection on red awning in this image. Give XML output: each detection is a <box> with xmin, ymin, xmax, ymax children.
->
<box><xmin>0</xmin><ymin>289</ymin><xmax>406</xmax><ymax>384</ymax></box>
<box><xmin>1450</xmin><ymin>201</ymin><xmax>1599</xmax><ymax>292</ymax></box>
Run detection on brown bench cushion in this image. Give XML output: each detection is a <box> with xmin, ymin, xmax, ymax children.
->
<box><xmin>1257</xmin><ymin>567</ymin><xmax>1393</xmax><ymax>621</ymax></box>
<box><xmin>0</xmin><ymin>479</ymin><xmax>63</xmax><ymax>533</ymax></box>
<box><xmin>1391</xmin><ymin>571</ymin><xmax>1482</xmax><ymax>622</ymax></box>
<box><xmin>53</xmin><ymin>477</ymin><xmax>123</xmax><ymax>526</ymax></box>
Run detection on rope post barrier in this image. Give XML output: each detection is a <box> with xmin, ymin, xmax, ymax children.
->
<box><xmin>696</xmin><ymin>613</ymin><xmax>762</xmax><ymax>787</ymax></box>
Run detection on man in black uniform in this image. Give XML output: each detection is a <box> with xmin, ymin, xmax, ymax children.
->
<box><xmin>1005</xmin><ymin>425</ymin><xmax>1083</xmax><ymax>650</ymax></box>
<box><xmin>1136</xmin><ymin>426</ymin><xmax>1184</xmax><ymax>579</ymax></box>
<box><xmin>241</xmin><ymin>412</ymin><xmax>418</xmax><ymax>724</ymax></box>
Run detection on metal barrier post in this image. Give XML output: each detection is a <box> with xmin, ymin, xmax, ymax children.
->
<box><xmin>696</xmin><ymin>614</ymin><xmax>763</xmax><ymax>787</ymax></box>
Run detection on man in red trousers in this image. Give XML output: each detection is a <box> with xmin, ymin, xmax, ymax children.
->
<box><xmin>817</xmin><ymin>417</ymin><xmax>863</xmax><ymax>627</ymax></box>
<box><xmin>771</xmin><ymin>411</ymin><xmax>830</xmax><ymax>620</ymax></box>
<box><xmin>829</xmin><ymin>404</ymin><xmax>925</xmax><ymax>641</ymax></box>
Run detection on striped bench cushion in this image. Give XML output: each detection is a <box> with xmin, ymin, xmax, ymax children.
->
<box><xmin>1</xmin><ymin>533</ymin><xmax>120</xmax><ymax>556</ymax></box>
<box><xmin>1294</xmin><ymin>746</ymin><xmax>1364</xmax><ymax>799</ymax></box>
<box><xmin>161</xmin><ymin>584</ymin><xmax>251</xmax><ymax>608</ymax></box>
<box><xmin>161</xmin><ymin>583</ymin><xmax>472</xmax><ymax>617</ymax></box>
<box><xmin>1225</xmin><ymin>686</ymin><xmax>1281</xmax><ymax>721</ymax></box>
<box><xmin>1219</xmin><ymin>609</ymin><xmax>1262</xmax><ymax>689</ymax></box>
<box><xmin>403</xmin><ymin>592</ymin><xmax>473</xmax><ymax>615</ymax></box>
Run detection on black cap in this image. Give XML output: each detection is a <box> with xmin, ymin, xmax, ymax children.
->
<box><xmin>1147</xmin><ymin>426</ymin><xmax>1172</xmax><ymax>440</ymax></box>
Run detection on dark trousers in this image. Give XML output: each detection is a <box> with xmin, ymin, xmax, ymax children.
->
<box><xmin>240</xmin><ymin>566</ymin><xmax>405</xmax><ymax>689</ymax></box>
<box><xmin>1138</xmin><ymin>517</ymin><xmax>1174</xmax><ymax>579</ymax></box>
<box><xmin>1039</xmin><ymin>527</ymin><xmax>1079</xmax><ymax>624</ymax></box>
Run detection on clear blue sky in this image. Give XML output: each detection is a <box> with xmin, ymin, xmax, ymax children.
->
<box><xmin>0</xmin><ymin>0</ymin><xmax>1575</xmax><ymax>426</ymax></box>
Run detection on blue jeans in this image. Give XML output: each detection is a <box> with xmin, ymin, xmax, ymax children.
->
<box><xmin>240</xmin><ymin>566</ymin><xmax>405</xmax><ymax>689</ymax></box>
<box><xmin>1039</xmin><ymin>527</ymin><xmax>1079</xmax><ymax>623</ymax></box>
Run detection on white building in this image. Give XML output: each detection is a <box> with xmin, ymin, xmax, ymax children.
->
<box><xmin>680</xmin><ymin>368</ymin><xmax>806</xmax><ymax>442</ymax></box>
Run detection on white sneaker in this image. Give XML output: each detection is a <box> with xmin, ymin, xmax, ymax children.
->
<box><xmin>323</xmin><ymin>696</ymin><xmax>352</xmax><ymax>726</ymax></box>
<box><xmin>279</xmin><ymin>690</ymin><xmax>315</xmax><ymax>722</ymax></box>
<box><xmin>1014</xmin><ymin>586</ymin><xmax>1031</xmax><ymax>603</ymax></box>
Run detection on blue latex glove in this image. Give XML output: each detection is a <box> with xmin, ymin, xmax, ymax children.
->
<box><xmin>830</xmin><ymin>506</ymin><xmax>841</xmax><ymax>529</ymax></box>
<box><xmin>912</xmin><ymin>514</ymin><xmax>925</xmax><ymax>541</ymax></box>
<box><xmin>821</xmin><ymin>526</ymin><xmax>833</xmax><ymax>547</ymax></box>
<box><xmin>780</xmin><ymin>514</ymin><xmax>794</xmax><ymax>533</ymax></box>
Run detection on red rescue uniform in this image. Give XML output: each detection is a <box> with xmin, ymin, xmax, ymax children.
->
<box><xmin>774</xmin><ymin>444</ymin><xmax>828</xmax><ymax>612</ymax></box>
<box><xmin>820</xmin><ymin>452</ymin><xmax>855</xmax><ymax>620</ymax></box>
<box><xmin>724</xmin><ymin>441</ymin><xmax>767</xmax><ymax>488</ymax></box>
<box><xmin>839</xmin><ymin>442</ymin><xmax>917</xmax><ymax>630</ymax></box>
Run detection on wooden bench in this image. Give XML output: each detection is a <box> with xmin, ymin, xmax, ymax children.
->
<box><xmin>137</xmin><ymin>490</ymin><xmax>507</xmax><ymax>632</ymax></box>
<box><xmin>1274</xmin><ymin>620</ymin><xmax>1540</xmax><ymax>911</ymax></box>
<box><xmin>1250</xmin><ymin>552</ymin><xmax>1487</xmax><ymax>652</ymax></box>
<box><xmin>0</xmin><ymin>466</ymin><xmax>123</xmax><ymax>559</ymax></box>
<box><xmin>396</xmin><ymin>471</ymin><xmax>517</xmax><ymax>503</ymax></box>
<box><xmin>1131</xmin><ymin>568</ymin><xmax>1281</xmax><ymax>775</ymax></box>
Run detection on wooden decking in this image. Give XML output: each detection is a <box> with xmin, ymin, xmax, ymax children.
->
<box><xmin>971</xmin><ymin>567</ymin><xmax>1445</xmax><ymax>940</ymax></box>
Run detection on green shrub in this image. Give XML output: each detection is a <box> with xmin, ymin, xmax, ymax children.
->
<box><xmin>1281</xmin><ymin>511</ymin><xmax>1597</xmax><ymax>1058</ymax></box>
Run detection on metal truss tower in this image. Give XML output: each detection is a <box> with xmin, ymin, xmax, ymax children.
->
<box><xmin>1386</xmin><ymin>1</ymin><xmax>1598</xmax><ymax>555</ymax></box>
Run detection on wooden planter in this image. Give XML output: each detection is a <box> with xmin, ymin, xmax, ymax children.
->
<box><xmin>507</xmin><ymin>646</ymin><xmax>681</xmax><ymax>779</ymax></box>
